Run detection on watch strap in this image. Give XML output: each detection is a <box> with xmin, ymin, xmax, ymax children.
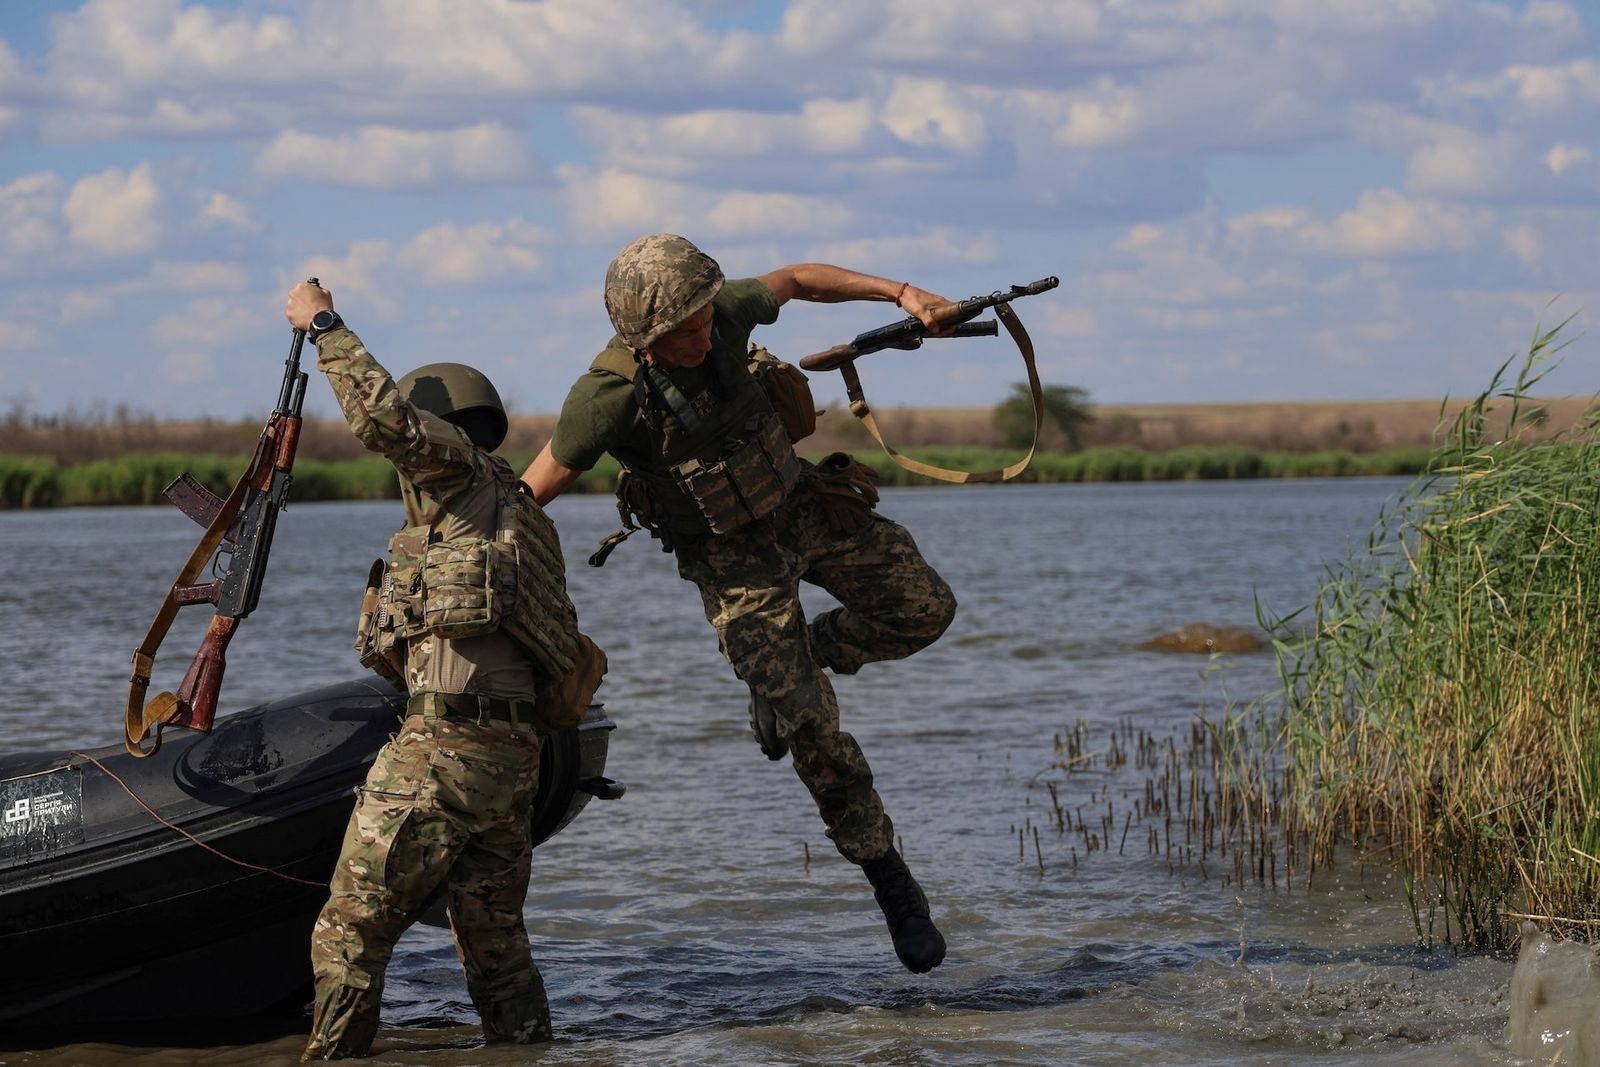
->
<box><xmin>308</xmin><ymin>310</ymin><xmax>344</xmax><ymax>343</ymax></box>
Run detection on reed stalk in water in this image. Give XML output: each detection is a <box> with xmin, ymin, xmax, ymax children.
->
<box><xmin>1232</xmin><ymin>317</ymin><xmax>1600</xmax><ymax>949</ymax></box>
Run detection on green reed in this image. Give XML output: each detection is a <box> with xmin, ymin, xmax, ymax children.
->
<box><xmin>1224</xmin><ymin>318</ymin><xmax>1600</xmax><ymax>949</ymax></box>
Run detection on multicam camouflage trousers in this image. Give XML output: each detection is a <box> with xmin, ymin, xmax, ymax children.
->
<box><xmin>302</xmin><ymin>710</ymin><xmax>548</xmax><ymax>1061</ymax></box>
<box><xmin>674</xmin><ymin>484</ymin><xmax>956</xmax><ymax>864</ymax></box>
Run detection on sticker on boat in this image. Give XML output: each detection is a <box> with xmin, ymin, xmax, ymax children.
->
<box><xmin>0</xmin><ymin>767</ymin><xmax>83</xmax><ymax>861</ymax></box>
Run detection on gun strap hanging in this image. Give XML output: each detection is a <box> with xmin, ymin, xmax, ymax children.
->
<box><xmin>123</xmin><ymin>438</ymin><xmax>264</xmax><ymax>758</ymax></box>
<box><xmin>836</xmin><ymin>301</ymin><xmax>1044</xmax><ymax>484</ymax></box>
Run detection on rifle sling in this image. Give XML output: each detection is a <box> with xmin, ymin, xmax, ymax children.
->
<box><xmin>837</xmin><ymin>301</ymin><xmax>1043</xmax><ymax>484</ymax></box>
<box><xmin>124</xmin><ymin>436</ymin><xmax>265</xmax><ymax>758</ymax></box>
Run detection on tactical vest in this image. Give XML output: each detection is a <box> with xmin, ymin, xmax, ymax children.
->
<box><xmin>355</xmin><ymin>460</ymin><xmax>580</xmax><ymax>688</ymax></box>
<box><xmin>593</xmin><ymin>344</ymin><xmax>804</xmax><ymax>543</ymax></box>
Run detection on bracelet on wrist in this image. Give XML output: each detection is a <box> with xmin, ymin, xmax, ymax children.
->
<box><xmin>893</xmin><ymin>281</ymin><xmax>910</xmax><ymax>307</ymax></box>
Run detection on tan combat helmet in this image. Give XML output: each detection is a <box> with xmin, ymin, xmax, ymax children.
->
<box><xmin>604</xmin><ymin>234</ymin><xmax>725</xmax><ymax>350</ymax></box>
<box><xmin>398</xmin><ymin>362</ymin><xmax>508</xmax><ymax>451</ymax></box>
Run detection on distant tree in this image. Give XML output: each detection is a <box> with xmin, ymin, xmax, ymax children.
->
<box><xmin>993</xmin><ymin>382</ymin><xmax>1094</xmax><ymax>451</ymax></box>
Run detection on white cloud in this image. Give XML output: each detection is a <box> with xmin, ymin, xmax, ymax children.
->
<box><xmin>1503</xmin><ymin>224</ymin><xmax>1540</xmax><ymax>264</ymax></box>
<box><xmin>778</xmin><ymin>0</ymin><xmax>1107</xmax><ymax>67</ymax></box>
<box><xmin>395</xmin><ymin>219</ymin><xmax>547</xmax><ymax>285</ymax></box>
<box><xmin>63</xmin><ymin>163</ymin><xmax>160</xmax><ymax>254</ymax></box>
<box><xmin>573</xmin><ymin>98</ymin><xmax>879</xmax><ymax>174</ymax></box>
<box><xmin>1053</xmin><ymin>77</ymin><xmax>1142</xmax><ymax>149</ymax></box>
<box><xmin>1231</xmin><ymin>190</ymin><xmax>1492</xmax><ymax>257</ymax></box>
<box><xmin>561</xmin><ymin>167</ymin><xmax>701</xmax><ymax>239</ymax></box>
<box><xmin>0</xmin><ymin>172</ymin><xmax>62</xmax><ymax>263</ymax></box>
<box><xmin>1425</xmin><ymin>57</ymin><xmax>1600</xmax><ymax>118</ymax></box>
<box><xmin>294</xmin><ymin>240</ymin><xmax>398</xmax><ymax>318</ymax></box>
<box><xmin>803</xmin><ymin>99</ymin><xmax>876</xmax><ymax>153</ymax></box>
<box><xmin>255</xmin><ymin>123</ymin><xmax>534</xmax><ymax>189</ymax></box>
<box><xmin>705</xmin><ymin>191</ymin><xmax>851</xmax><ymax>237</ymax></box>
<box><xmin>804</xmin><ymin>229</ymin><xmax>999</xmax><ymax>269</ymax></box>
<box><xmin>152</xmin><ymin>297</ymin><xmax>261</xmax><ymax>347</ymax></box>
<box><xmin>201</xmin><ymin>192</ymin><xmax>256</xmax><ymax>230</ymax></box>
<box><xmin>39</xmin><ymin>0</ymin><xmax>759</xmax><ymax>136</ymax></box>
<box><xmin>560</xmin><ymin>166</ymin><xmax>852</xmax><ymax>241</ymax></box>
<box><xmin>1546</xmin><ymin>143</ymin><xmax>1590</xmax><ymax>175</ymax></box>
<box><xmin>881</xmin><ymin>79</ymin><xmax>988</xmax><ymax>151</ymax></box>
<box><xmin>149</xmin><ymin>260</ymin><xmax>250</xmax><ymax>292</ymax></box>
<box><xmin>1303</xmin><ymin>189</ymin><xmax>1492</xmax><ymax>256</ymax></box>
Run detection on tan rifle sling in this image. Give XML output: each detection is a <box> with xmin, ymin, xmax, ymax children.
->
<box><xmin>835</xmin><ymin>301</ymin><xmax>1044</xmax><ymax>483</ymax></box>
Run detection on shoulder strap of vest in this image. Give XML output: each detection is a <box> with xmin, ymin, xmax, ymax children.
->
<box><xmin>590</xmin><ymin>344</ymin><xmax>639</xmax><ymax>381</ymax></box>
<box><xmin>591</xmin><ymin>343</ymin><xmax>713</xmax><ymax>436</ymax></box>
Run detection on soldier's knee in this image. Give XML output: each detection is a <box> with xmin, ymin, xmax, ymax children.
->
<box><xmin>904</xmin><ymin>582</ymin><xmax>957</xmax><ymax>648</ymax></box>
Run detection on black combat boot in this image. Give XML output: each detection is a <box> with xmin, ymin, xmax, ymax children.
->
<box><xmin>747</xmin><ymin>691</ymin><xmax>787</xmax><ymax>760</ymax></box>
<box><xmin>861</xmin><ymin>846</ymin><xmax>946</xmax><ymax>973</ymax></box>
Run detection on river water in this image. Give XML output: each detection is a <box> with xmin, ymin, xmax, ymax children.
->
<box><xmin>0</xmin><ymin>479</ymin><xmax>1531</xmax><ymax>1065</ymax></box>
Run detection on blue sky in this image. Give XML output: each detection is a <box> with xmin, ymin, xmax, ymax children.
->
<box><xmin>1</xmin><ymin>0</ymin><xmax>1596</xmax><ymax>420</ymax></box>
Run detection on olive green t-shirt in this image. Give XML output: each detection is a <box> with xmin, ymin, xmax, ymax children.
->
<box><xmin>549</xmin><ymin>278</ymin><xmax>781</xmax><ymax>473</ymax></box>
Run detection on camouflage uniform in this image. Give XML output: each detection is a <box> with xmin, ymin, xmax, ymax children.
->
<box><xmin>550</xmin><ymin>261</ymin><xmax>956</xmax><ymax>865</ymax></box>
<box><xmin>303</xmin><ymin>329</ymin><xmax>554</xmax><ymax>1060</ymax></box>
<box><xmin>673</xmin><ymin>479</ymin><xmax>954</xmax><ymax>862</ymax></box>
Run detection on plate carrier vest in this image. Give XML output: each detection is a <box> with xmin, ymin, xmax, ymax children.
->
<box><xmin>356</xmin><ymin>459</ymin><xmax>581</xmax><ymax>691</ymax></box>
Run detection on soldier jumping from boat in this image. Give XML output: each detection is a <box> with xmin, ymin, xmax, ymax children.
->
<box><xmin>521</xmin><ymin>234</ymin><xmax>956</xmax><ymax>973</ymax></box>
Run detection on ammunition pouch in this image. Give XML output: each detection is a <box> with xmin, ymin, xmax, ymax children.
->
<box><xmin>806</xmin><ymin>452</ymin><xmax>881</xmax><ymax>535</ymax></box>
<box><xmin>672</xmin><ymin>410</ymin><xmax>801</xmax><ymax>535</ymax></box>
<box><xmin>749</xmin><ymin>348</ymin><xmax>816</xmax><ymax>444</ymax></box>
<box><xmin>354</xmin><ymin>557</ymin><xmax>407</xmax><ymax>690</ymax></box>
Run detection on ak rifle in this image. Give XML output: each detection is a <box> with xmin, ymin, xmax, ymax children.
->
<box><xmin>798</xmin><ymin>276</ymin><xmax>1058</xmax><ymax>372</ymax></box>
<box><xmin>124</xmin><ymin>282</ymin><xmax>314</xmax><ymax>757</ymax></box>
<box><xmin>797</xmin><ymin>276</ymin><xmax>1058</xmax><ymax>485</ymax></box>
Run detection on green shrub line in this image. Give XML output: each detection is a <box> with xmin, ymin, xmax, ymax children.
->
<box><xmin>0</xmin><ymin>444</ymin><xmax>1435</xmax><ymax>509</ymax></box>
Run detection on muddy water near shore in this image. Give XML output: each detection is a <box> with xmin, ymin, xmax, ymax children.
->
<box><xmin>0</xmin><ymin>480</ymin><xmax>1533</xmax><ymax>1065</ymax></box>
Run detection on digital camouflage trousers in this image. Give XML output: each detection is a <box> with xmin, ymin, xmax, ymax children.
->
<box><xmin>302</xmin><ymin>712</ymin><xmax>548</xmax><ymax>1061</ymax></box>
<box><xmin>674</xmin><ymin>488</ymin><xmax>956</xmax><ymax>864</ymax></box>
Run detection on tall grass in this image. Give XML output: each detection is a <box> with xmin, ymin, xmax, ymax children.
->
<box><xmin>1224</xmin><ymin>319</ymin><xmax>1600</xmax><ymax>949</ymax></box>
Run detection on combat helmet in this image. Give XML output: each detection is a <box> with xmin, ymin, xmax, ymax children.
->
<box><xmin>604</xmin><ymin>234</ymin><xmax>724</xmax><ymax>350</ymax></box>
<box><xmin>398</xmin><ymin>362</ymin><xmax>508</xmax><ymax>451</ymax></box>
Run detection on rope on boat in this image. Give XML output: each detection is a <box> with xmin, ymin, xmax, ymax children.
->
<box><xmin>69</xmin><ymin>750</ymin><xmax>329</xmax><ymax>888</ymax></box>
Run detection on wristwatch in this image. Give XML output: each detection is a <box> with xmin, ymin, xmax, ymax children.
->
<box><xmin>308</xmin><ymin>309</ymin><xmax>345</xmax><ymax>342</ymax></box>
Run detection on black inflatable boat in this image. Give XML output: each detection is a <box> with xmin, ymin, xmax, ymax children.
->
<box><xmin>0</xmin><ymin>676</ymin><xmax>618</xmax><ymax>1027</ymax></box>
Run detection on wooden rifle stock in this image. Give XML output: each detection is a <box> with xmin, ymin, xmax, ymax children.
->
<box><xmin>171</xmin><ymin>615</ymin><xmax>239</xmax><ymax>732</ymax></box>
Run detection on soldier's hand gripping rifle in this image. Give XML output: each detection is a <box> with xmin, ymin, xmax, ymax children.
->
<box><xmin>798</xmin><ymin>276</ymin><xmax>1058</xmax><ymax>484</ymax></box>
<box><xmin>124</xmin><ymin>282</ymin><xmax>315</xmax><ymax>757</ymax></box>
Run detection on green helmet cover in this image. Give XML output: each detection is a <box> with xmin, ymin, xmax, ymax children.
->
<box><xmin>398</xmin><ymin>362</ymin><xmax>508</xmax><ymax>451</ymax></box>
<box><xmin>604</xmin><ymin>233</ymin><xmax>725</xmax><ymax>350</ymax></box>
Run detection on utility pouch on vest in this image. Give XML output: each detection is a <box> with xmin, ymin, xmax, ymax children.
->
<box><xmin>807</xmin><ymin>451</ymin><xmax>881</xmax><ymax>535</ymax></box>
<box><xmin>749</xmin><ymin>348</ymin><xmax>817</xmax><ymax>444</ymax></box>
<box><xmin>418</xmin><ymin>536</ymin><xmax>504</xmax><ymax>637</ymax></box>
<box><xmin>535</xmin><ymin>630</ymin><xmax>608</xmax><ymax>731</ymax></box>
<box><xmin>672</xmin><ymin>410</ymin><xmax>801</xmax><ymax>534</ymax></box>
<box><xmin>383</xmin><ymin>526</ymin><xmax>430</xmax><ymax>637</ymax></box>
<box><xmin>354</xmin><ymin>557</ymin><xmax>407</xmax><ymax>690</ymax></box>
